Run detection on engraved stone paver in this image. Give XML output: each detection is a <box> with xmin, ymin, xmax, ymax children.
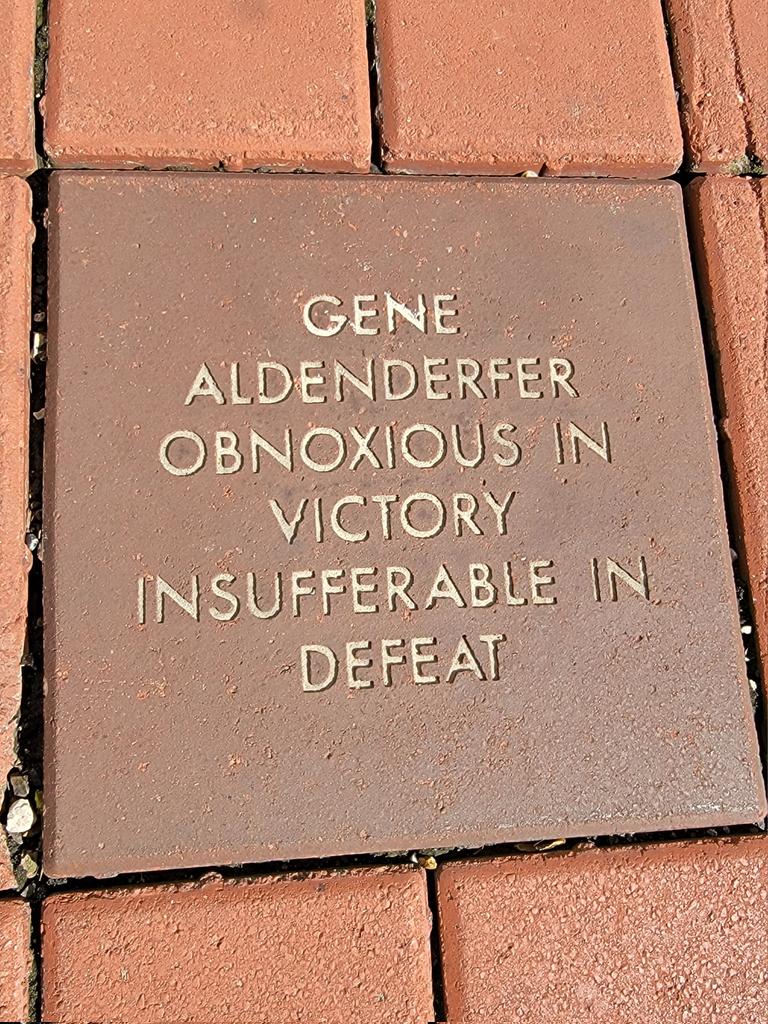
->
<box><xmin>0</xmin><ymin>177</ymin><xmax>33</xmax><ymax>891</ymax></box>
<box><xmin>666</xmin><ymin>0</ymin><xmax>767</xmax><ymax>171</ymax></box>
<box><xmin>438</xmin><ymin>837</ymin><xmax>768</xmax><ymax>1023</ymax></box>
<box><xmin>375</xmin><ymin>0</ymin><xmax>682</xmax><ymax>176</ymax></box>
<box><xmin>43</xmin><ymin>0</ymin><xmax>371</xmax><ymax>171</ymax></box>
<box><xmin>0</xmin><ymin>897</ymin><xmax>30</xmax><ymax>1021</ymax></box>
<box><xmin>42</xmin><ymin>868</ymin><xmax>433</xmax><ymax>1024</ymax></box>
<box><xmin>687</xmin><ymin>177</ymin><xmax>768</xmax><ymax>683</ymax></box>
<box><xmin>44</xmin><ymin>173</ymin><xmax>766</xmax><ymax>879</ymax></box>
<box><xmin>0</xmin><ymin>0</ymin><xmax>36</xmax><ymax>174</ymax></box>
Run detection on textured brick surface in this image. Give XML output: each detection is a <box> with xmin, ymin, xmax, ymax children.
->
<box><xmin>43</xmin><ymin>0</ymin><xmax>371</xmax><ymax>171</ymax></box>
<box><xmin>375</xmin><ymin>0</ymin><xmax>682</xmax><ymax>176</ymax></box>
<box><xmin>0</xmin><ymin>0</ymin><xmax>36</xmax><ymax>174</ymax></box>
<box><xmin>0</xmin><ymin>898</ymin><xmax>30</xmax><ymax>1021</ymax></box>
<box><xmin>43</xmin><ymin>868</ymin><xmax>433</xmax><ymax>1023</ymax></box>
<box><xmin>0</xmin><ymin>177</ymin><xmax>32</xmax><ymax>892</ymax></box>
<box><xmin>439</xmin><ymin>837</ymin><xmax>768</xmax><ymax>1023</ymax></box>
<box><xmin>687</xmin><ymin>177</ymin><xmax>768</xmax><ymax>691</ymax></box>
<box><xmin>666</xmin><ymin>0</ymin><xmax>767</xmax><ymax>171</ymax></box>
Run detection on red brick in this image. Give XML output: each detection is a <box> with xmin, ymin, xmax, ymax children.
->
<box><xmin>42</xmin><ymin>867</ymin><xmax>433</xmax><ymax>1023</ymax></box>
<box><xmin>732</xmin><ymin>0</ymin><xmax>768</xmax><ymax>165</ymax></box>
<box><xmin>42</xmin><ymin>0</ymin><xmax>371</xmax><ymax>171</ymax></box>
<box><xmin>375</xmin><ymin>0</ymin><xmax>682</xmax><ymax>176</ymax></box>
<box><xmin>687</xmin><ymin>177</ymin><xmax>768</xmax><ymax>686</ymax></box>
<box><xmin>0</xmin><ymin>0</ymin><xmax>36</xmax><ymax>174</ymax></box>
<box><xmin>0</xmin><ymin>898</ymin><xmax>30</xmax><ymax>1021</ymax></box>
<box><xmin>666</xmin><ymin>0</ymin><xmax>767</xmax><ymax>171</ymax></box>
<box><xmin>0</xmin><ymin>177</ymin><xmax>32</xmax><ymax>893</ymax></box>
<box><xmin>439</xmin><ymin>837</ymin><xmax>768</xmax><ymax>1023</ymax></box>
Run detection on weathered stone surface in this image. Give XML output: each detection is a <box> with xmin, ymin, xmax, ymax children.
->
<box><xmin>43</xmin><ymin>868</ymin><xmax>433</xmax><ymax>1023</ymax></box>
<box><xmin>44</xmin><ymin>173</ymin><xmax>765</xmax><ymax>878</ymax></box>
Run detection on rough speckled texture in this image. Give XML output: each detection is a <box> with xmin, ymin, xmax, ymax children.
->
<box><xmin>0</xmin><ymin>0</ymin><xmax>36</xmax><ymax>173</ymax></box>
<box><xmin>44</xmin><ymin>173</ymin><xmax>765</xmax><ymax>879</ymax></box>
<box><xmin>43</xmin><ymin>0</ymin><xmax>371</xmax><ymax>171</ymax></box>
<box><xmin>687</xmin><ymin>177</ymin><xmax>768</xmax><ymax>687</ymax></box>
<box><xmin>732</xmin><ymin>0</ymin><xmax>768</xmax><ymax>164</ymax></box>
<box><xmin>375</xmin><ymin>0</ymin><xmax>682</xmax><ymax>176</ymax></box>
<box><xmin>439</xmin><ymin>837</ymin><xmax>768</xmax><ymax>1023</ymax></box>
<box><xmin>666</xmin><ymin>0</ymin><xmax>767</xmax><ymax>171</ymax></box>
<box><xmin>0</xmin><ymin>898</ymin><xmax>30</xmax><ymax>1021</ymax></box>
<box><xmin>42</xmin><ymin>868</ymin><xmax>433</xmax><ymax>1024</ymax></box>
<box><xmin>0</xmin><ymin>177</ymin><xmax>32</xmax><ymax>892</ymax></box>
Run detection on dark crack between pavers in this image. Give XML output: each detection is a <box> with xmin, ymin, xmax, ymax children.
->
<box><xmin>365</xmin><ymin>0</ymin><xmax>385</xmax><ymax>172</ymax></box>
<box><xmin>0</xmin><ymin>166</ymin><xmax>48</xmax><ymax>1024</ymax></box>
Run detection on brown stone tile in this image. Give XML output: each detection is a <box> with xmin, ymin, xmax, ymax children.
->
<box><xmin>687</xmin><ymin>177</ymin><xmax>768</xmax><ymax>698</ymax></box>
<box><xmin>438</xmin><ymin>837</ymin><xmax>768</xmax><ymax>1023</ymax></box>
<box><xmin>0</xmin><ymin>0</ymin><xmax>37</xmax><ymax>174</ymax></box>
<box><xmin>0</xmin><ymin>177</ymin><xmax>33</xmax><ymax>892</ymax></box>
<box><xmin>375</xmin><ymin>0</ymin><xmax>682</xmax><ymax>176</ymax></box>
<box><xmin>42</xmin><ymin>867</ymin><xmax>433</xmax><ymax>1024</ymax></box>
<box><xmin>666</xmin><ymin>0</ymin><xmax>767</xmax><ymax>171</ymax></box>
<box><xmin>43</xmin><ymin>173</ymin><xmax>765</xmax><ymax>879</ymax></box>
<box><xmin>0</xmin><ymin>897</ymin><xmax>31</xmax><ymax>1022</ymax></box>
<box><xmin>43</xmin><ymin>0</ymin><xmax>371</xmax><ymax>171</ymax></box>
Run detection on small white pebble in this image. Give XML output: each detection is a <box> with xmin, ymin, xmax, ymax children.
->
<box><xmin>5</xmin><ymin>799</ymin><xmax>35</xmax><ymax>835</ymax></box>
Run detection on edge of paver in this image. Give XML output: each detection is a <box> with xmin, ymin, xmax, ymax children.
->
<box><xmin>685</xmin><ymin>175</ymin><xmax>768</xmax><ymax>729</ymax></box>
<box><xmin>0</xmin><ymin>0</ymin><xmax>38</xmax><ymax>176</ymax></box>
<box><xmin>665</xmin><ymin>0</ymin><xmax>766</xmax><ymax>173</ymax></box>
<box><xmin>0</xmin><ymin>176</ymin><xmax>34</xmax><ymax>892</ymax></box>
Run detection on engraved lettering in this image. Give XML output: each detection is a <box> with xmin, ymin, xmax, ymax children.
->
<box><xmin>185</xmin><ymin>363</ymin><xmax>225</xmax><ymax>405</ymax></box>
<box><xmin>301</xmin><ymin>645</ymin><xmax>338</xmax><ymax>691</ymax></box>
